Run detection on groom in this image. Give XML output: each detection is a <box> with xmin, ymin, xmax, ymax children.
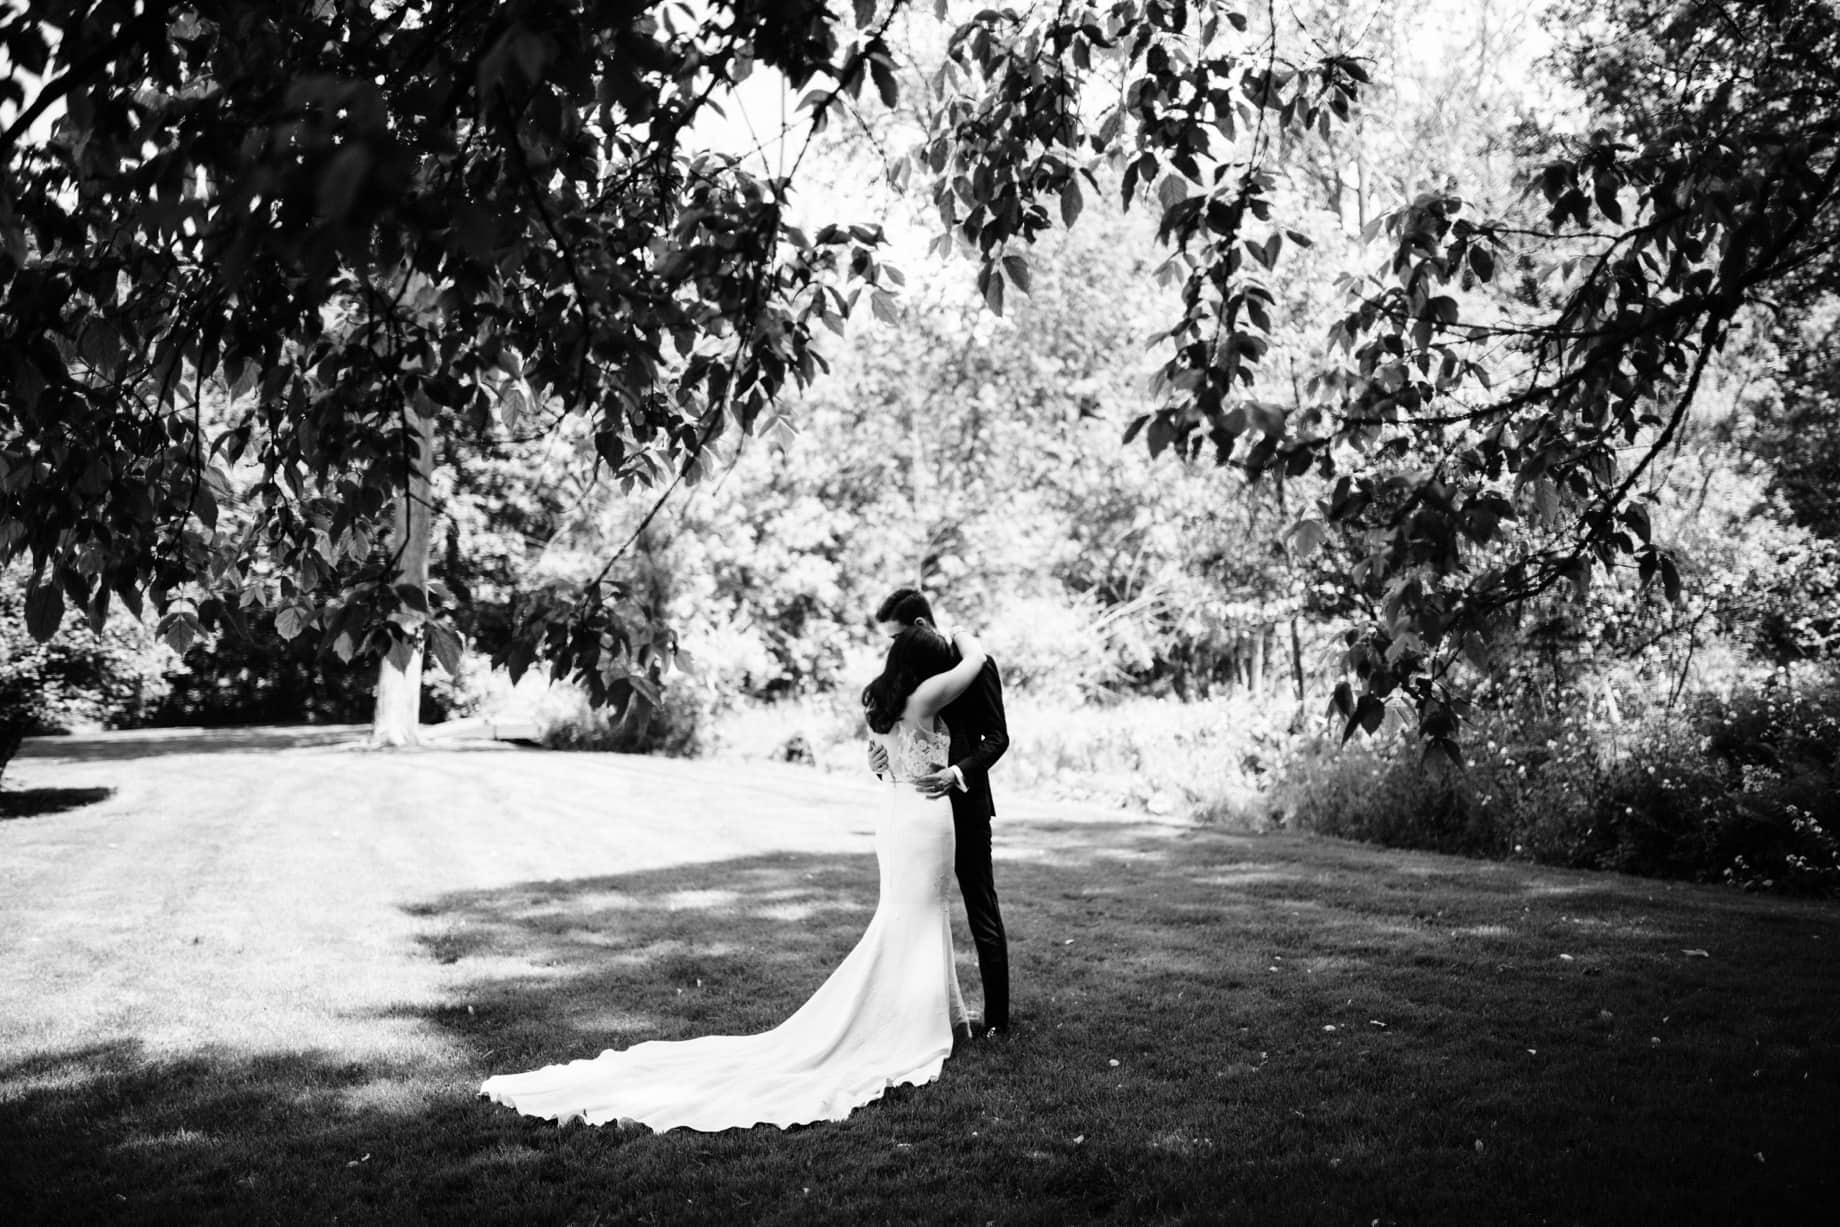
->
<box><xmin>870</xmin><ymin>586</ymin><xmax>1011</xmax><ymax>1039</ymax></box>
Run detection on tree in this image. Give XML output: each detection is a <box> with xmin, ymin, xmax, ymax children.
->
<box><xmin>925</xmin><ymin>0</ymin><xmax>1840</xmax><ymax>749</ymax></box>
<box><xmin>7</xmin><ymin>0</ymin><xmax>1835</xmax><ymax>749</ymax></box>
<box><xmin>2</xmin><ymin>0</ymin><xmax>901</xmax><ymax>733</ymax></box>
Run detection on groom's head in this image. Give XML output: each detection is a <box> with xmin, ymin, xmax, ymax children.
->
<box><xmin>874</xmin><ymin>587</ymin><xmax>936</xmax><ymax>640</ymax></box>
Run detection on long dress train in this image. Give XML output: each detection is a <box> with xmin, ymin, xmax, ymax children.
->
<box><xmin>480</xmin><ymin>722</ymin><xmax>968</xmax><ymax>1132</ymax></box>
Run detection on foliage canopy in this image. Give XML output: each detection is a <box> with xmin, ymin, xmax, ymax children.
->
<box><xmin>4</xmin><ymin>0</ymin><xmax>1837</xmax><ymax>744</ymax></box>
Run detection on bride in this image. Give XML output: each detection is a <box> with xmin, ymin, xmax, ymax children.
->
<box><xmin>480</xmin><ymin>624</ymin><xmax>985</xmax><ymax>1132</ymax></box>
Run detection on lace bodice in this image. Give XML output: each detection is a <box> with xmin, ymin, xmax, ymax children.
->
<box><xmin>879</xmin><ymin>722</ymin><xmax>950</xmax><ymax>783</ymax></box>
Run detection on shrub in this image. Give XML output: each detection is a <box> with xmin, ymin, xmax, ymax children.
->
<box><xmin>1271</xmin><ymin>732</ymin><xmax>1504</xmax><ymax>856</ymax></box>
<box><xmin>1</xmin><ymin>571</ymin><xmax>173</xmax><ymax>781</ymax></box>
<box><xmin>152</xmin><ymin>630</ymin><xmax>482</xmax><ymax>727</ymax></box>
<box><xmin>1272</xmin><ymin>676</ymin><xmax>1840</xmax><ymax>894</ymax></box>
<box><xmin>539</xmin><ymin>680</ymin><xmax>713</xmax><ymax>758</ymax></box>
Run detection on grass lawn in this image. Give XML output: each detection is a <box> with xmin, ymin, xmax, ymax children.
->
<box><xmin>1</xmin><ymin>726</ymin><xmax>1836</xmax><ymax>1226</ymax></box>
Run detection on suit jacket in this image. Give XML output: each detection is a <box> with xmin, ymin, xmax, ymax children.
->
<box><xmin>940</xmin><ymin>656</ymin><xmax>1009</xmax><ymax>821</ymax></box>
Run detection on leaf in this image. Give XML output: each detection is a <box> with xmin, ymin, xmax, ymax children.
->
<box><xmin>982</xmin><ymin>264</ymin><xmax>1005</xmax><ymax>316</ymax></box>
<box><xmin>509</xmin><ymin>27</ymin><xmax>548</xmax><ymax>84</ymax></box>
<box><xmin>1001</xmin><ymin>254</ymin><xmax>1031</xmax><ymax>295</ymax></box>
<box><xmin>1290</xmin><ymin>518</ymin><xmax>1325</xmax><ymax>559</ymax></box>
<box><xmin>453</xmin><ymin>203</ymin><xmax>497</xmax><ymax>262</ymax></box>
<box><xmin>1145</xmin><ymin>415</ymin><xmax>1177</xmax><ymax>459</ymax></box>
<box><xmin>1356</xmin><ymin>693</ymin><xmax>1386</xmax><ymax>735</ymax></box>
<box><xmin>316</xmin><ymin>145</ymin><xmax>371</xmax><ymax>220</ymax></box>
<box><xmin>1157</xmin><ymin>174</ymin><xmax>1187</xmax><ymax>211</ymax></box>
<box><xmin>497</xmin><ymin>378</ymin><xmax>531</xmax><ymax>430</ymax></box>
<box><xmin>854</xmin><ymin>0</ymin><xmax>877</xmax><ymax>26</ymax></box>
<box><xmin>1467</xmin><ymin>244</ymin><xmax>1495</xmax><ymax>283</ymax></box>
<box><xmin>159</xmin><ymin>611</ymin><xmax>199</xmax><ymax>655</ymax></box>
<box><xmin>275</xmin><ymin>605</ymin><xmax>310</xmax><ymax>641</ymax></box>
<box><xmin>870</xmin><ymin>288</ymin><xmax>898</xmax><ymax>325</ymax></box>
<box><xmin>1593</xmin><ymin>173</ymin><xmax>1623</xmax><ymax>224</ymax></box>
<box><xmin>24</xmin><ymin>577</ymin><xmax>64</xmax><ymax>641</ymax></box>
<box><xmin>227</xmin><ymin>357</ymin><xmax>258</xmax><ymax>402</ymax></box>
<box><xmin>869</xmin><ymin>56</ymin><xmax>899</xmax><ymax>109</ymax></box>
<box><xmin>386</xmin><ymin>631</ymin><xmax>417</xmax><ymax>671</ymax></box>
<box><xmin>1060</xmin><ymin>176</ymin><xmax>1084</xmax><ymax>227</ymax></box>
<box><xmin>1423</xmin><ymin>736</ymin><xmax>1462</xmax><ymax>767</ymax></box>
<box><xmin>426</xmin><ymin>621</ymin><xmax>464</xmax><ymax>675</ymax></box>
<box><xmin>193</xmin><ymin>482</ymin><xmax>218</xmax><ymax>531</ymax></box>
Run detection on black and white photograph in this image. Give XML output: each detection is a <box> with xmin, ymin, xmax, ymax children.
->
<box><xmin>2</xmin><ymin>1</ymin><xmax>1836</xmax><ymax>1223</ymax></box>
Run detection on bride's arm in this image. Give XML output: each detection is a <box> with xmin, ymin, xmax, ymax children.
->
<box><xmin>905</xmin><ymin>631</ymin><xmax>988</xmax><ymax>721</ymax></box>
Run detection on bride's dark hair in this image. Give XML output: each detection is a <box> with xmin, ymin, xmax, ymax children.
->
<box><xmin>862</xmin><ymin>626</ymin><xmax>958</xmax><ymax>734</ymax></box>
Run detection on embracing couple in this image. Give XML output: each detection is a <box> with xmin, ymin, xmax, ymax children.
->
<box><xmin>482</xmin><ymin>586</ymin><xmax>1012</xmax><ymax>1132</ymax></box>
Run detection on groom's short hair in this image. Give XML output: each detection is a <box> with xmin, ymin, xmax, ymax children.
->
<box><xmin>875</xmin><ymin>587</ymin><xmax>934</xmax><ymax>626</ymax></box>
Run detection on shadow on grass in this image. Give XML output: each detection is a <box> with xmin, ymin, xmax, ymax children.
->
<box><xmin>0</xmin><ymin>786</ymin><xmax>114</xmax><ymax>820</ymax></box>
<box><xmin>4</xmin><ymin>823</ymin><xmax>1837</xmax><ymax>1226</ymax></box>
<box><xmin>14</xmin><ymin>725</ymin><xmax>366</xmax><ymax>763</ymax></box>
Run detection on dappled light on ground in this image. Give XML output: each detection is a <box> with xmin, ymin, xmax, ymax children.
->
<box><xmin>1</xmin><ymin>733</ymin><xmax>1836</xmax><ymax>1223</ymax></box>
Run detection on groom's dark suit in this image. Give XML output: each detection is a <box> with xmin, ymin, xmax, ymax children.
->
<box><xmin>940</xmin><ymin>655</ymin><xmax>1011</xmax><ymax>1032</ymax></box>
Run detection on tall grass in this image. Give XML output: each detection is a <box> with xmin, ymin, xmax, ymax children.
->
<box><xmin>708</xmin><ymin>689</ymin><xmax>1298</xmax><ymax>825</ymax></box>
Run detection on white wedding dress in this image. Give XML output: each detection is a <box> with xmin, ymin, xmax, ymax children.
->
<box><xmin>480</xmin><ymin>720</ymin><xmax>969</xmax><ymax>1132</ymax></box>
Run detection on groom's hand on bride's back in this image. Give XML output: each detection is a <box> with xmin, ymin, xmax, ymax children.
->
<box><xmin>867</xmin><ymin>742</ymin><xmax>889</xmax><ymax>777</ymax></box>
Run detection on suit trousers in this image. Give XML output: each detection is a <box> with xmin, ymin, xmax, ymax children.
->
<box><xmin>951</xmin><ymin>807</ymin><xmax>1009</xmax><ymax>1030</ymax></box>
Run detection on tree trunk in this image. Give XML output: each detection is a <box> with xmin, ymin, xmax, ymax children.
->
<box><xmin>910</xmin><ymin>403</ymin><xmax>930</xmax><ymax>584</ymax></box>
<box><xmin>1250</xmin><ymin>624</ymin><xmax>1268</xmax><ymax>695</ymax></box>
<box><xmin>370</xmin><ymin>410</ymin><xmax>435</xmax><ymax>748</ymax></box>
<box><xmin>0</xmin><ymin>724</ymin><xmax>23</xmax><ymax>787</ymax></box>
<box><xmin>1289</xmin><ymin>615</ymin><xmax>1307</xmax><ymax>726</ymax></box>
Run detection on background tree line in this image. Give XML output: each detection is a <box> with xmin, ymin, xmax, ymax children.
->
<box><xmin>4</xmin><ymin>0</ymin><xmax>1837</xmax><ymax>887</ymax></box>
